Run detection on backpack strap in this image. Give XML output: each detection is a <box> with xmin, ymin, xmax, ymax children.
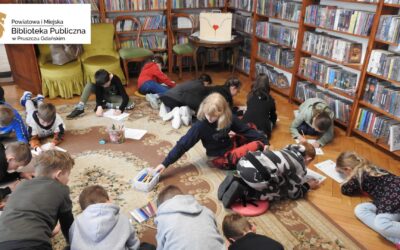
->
<box><xmin>245</xmin><ymin>151</ymin><xmax>271</xmax><ymax>182</ymax></box>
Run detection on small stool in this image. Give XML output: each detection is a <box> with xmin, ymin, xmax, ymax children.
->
<box><xmin>231</xmin><ymin>200</ymin><xmax>269</xmax><ymax>217</ymax></box>
<box><xmin>134</xmin><ymin>90</ymin><xmax>145</xmax><ymax>98</ymax></box>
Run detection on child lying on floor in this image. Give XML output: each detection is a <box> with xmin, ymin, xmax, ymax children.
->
<box><xmin>218</xmin><ymin>142</ymin><xmax>320</xmax><ymax>208</ymax></box>
<box><xmin>336</xmin><ymin>151</ymin><xmax>400</xmax><ymax>249</ymax></box>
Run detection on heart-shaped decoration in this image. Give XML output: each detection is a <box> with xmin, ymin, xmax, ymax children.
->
<box><xmin>212</xmin><ymin>24</ymin><xmax>219</xmax><ymax>31</ymax></box>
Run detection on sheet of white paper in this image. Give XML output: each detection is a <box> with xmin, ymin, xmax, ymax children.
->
<box><xmin>314</xmin><ymin>160</ymin><xmax>346</xmax><ymax>183</ymax></box>
<box><xmin>125</xmin><ymin>128</ymin><xmax>147</xmax><ymax>140</ymax></box>
<box><xmin>305</xmin><ymin>168</ymin><xmax>326</xmax><ymax>183</ymax></box>
<box><xmin>41</xmin><ymin>142</ymin><xmax>67</xmax><ymax>152</ymax></box>
<box><xmin>294</xmin><ymin>139</ymin><xmax>324</xmax><ymax>155</ymax></box>
<box><xmin>103</xmin><ymin>109</ymin><xmax>130</xmax><ymax>121</ymax></box>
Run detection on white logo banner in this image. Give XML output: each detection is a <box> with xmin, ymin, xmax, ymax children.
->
<box><xmin>0</xmin><ymin>4</ymin><xmax>91</xmax><ymax>44</ymax></box>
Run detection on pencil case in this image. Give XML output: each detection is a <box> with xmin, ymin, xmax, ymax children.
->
<box><xmin>133</xmin><ymin>168</ymin><xmax>159</xmax><ymax>192</ymax></box>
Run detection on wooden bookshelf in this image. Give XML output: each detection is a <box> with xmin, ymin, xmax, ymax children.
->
<box><xmin>255</xmin><ymin>13</ymin><xmax>299</xmax><ymax>25</ymax></box>
<box><xmin>366</xmin><ymin>71</ymin><xmax>400</xmax><ymax>86</ymax></box>
<box><xmin>352</xmin><ymin>129</ymin><xmax>400</xmax><ymax>157</ymax></box>
<box><xmin>255</xmin><ymin>57</ymin><xmax>293</xmax><ymax>73</ymax></box>
<box><xmin>303</xmin><ymin>23</ymin><xmax>371</xmax><ymax>39</ymax></box>
<box><xmin>255</xmin><ymin>36</ymin><xmax>295</xmax><ymax>49</ymax></box>
<box><xmin>270</xmin><ymin>85</ymin><xmax>290</xmax><ymax>97</ymax></box>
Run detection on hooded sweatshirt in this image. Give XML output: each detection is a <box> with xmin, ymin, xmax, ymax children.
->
<box><xmin>289</xmin><ymin>98</ymin><xmax>334</xmax><ymax>146</ymax></box>
<box><xmin>155</xmin><ymin>195</ymin><xmax>225</xmax><ymax>250</ymax></box>
<box><xmin>137</xmin><ymin>62</ymin><xmax>175</xmax><ymax>90</ymax></box>
<box><xmin>69</xmin><ymin>203</ymin><xmax>140</xmax><ymax>250</ymax></box>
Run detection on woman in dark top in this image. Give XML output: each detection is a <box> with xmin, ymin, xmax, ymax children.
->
<box><xmin>336</xmin><ymin>151</ymin><xmax>400</xmax><ymax>247</ymax></box>
<box><xmin>242</xmin><ymin>74</ymin><xmax>277</xmax><ymax>138</ymax></box>
<box><xmin>153</xmin><ymin>93</ymin><xmax>269</xmax><ymax>173</ymax></box>
<box><xmin>94</xmin><ymin>69</ymin><xmax>134</xmax><ymax>117</ymax></box>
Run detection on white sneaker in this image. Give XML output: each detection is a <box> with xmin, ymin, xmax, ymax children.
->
<box><xmin>159</xmin><ymin>102</ymin><xmax>170</xmax><ymax>118</ymax></box>
<box><xmin>171</xmin><ymin>108</ymin><xmax>181</xmax><ymax>129</ymax></box>
<box><xmin>163</xmin><ymin>107</ymin><xmax>178</xmax><ymax>121</ymax></box>
<box><xmin>180</xmin><ymin>106</ymin><xmax>192</xmax><ymax>126</ymax></box>
<box><xmin>146</xmin><ymin>94</ymin><xmax>160</xmax><ymax>110</ymax></box>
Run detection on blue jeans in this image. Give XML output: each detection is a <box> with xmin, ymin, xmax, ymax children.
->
<box><xmin>355</xmin><ymin>202</ymin><xmax>400</xmax><ymax>244</ymax></box>
<box><xmin>139</xmin><ymin>80</ymin><xmax>170</xmax><ymax>95</ymax></box>
<box><xmin>297</xmin><ymin>121</ymin><xmax>320</xmax><ymax>136</ymax></box>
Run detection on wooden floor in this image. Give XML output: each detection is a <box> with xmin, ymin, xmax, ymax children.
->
<box><xmin>3</xmin><ymin>70</ymin><xmax>399</xmax><ymax>250</ymax></box>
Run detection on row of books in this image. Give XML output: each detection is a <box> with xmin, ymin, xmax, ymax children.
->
<box><xmin>233</xmin><ymin>14</ymin><xmax>253</xmax><ymax>34</ymax></box>
<box><xmin>376</xmin><ymin>15</ymin><xmax>400</xmax><ymax>44</ymax></box>
<box><xmin>121</xmin><ymin>35</ymin><xmax>167</xmax><ymax>49</ymax></box>
<box><xmin>242</xmin><ymin>37</ymin><xmax>252</xmax><ymax>55</ymax></box>
<box><xmin>367</xmin><ymin>50</ymin><xmax>400</xmax><ymax>82</ymax></box>
<box><xmin>298</xmin><ymin>57</ymin><xmax>358</xmax><ymax>96</ymax></box>
<box><xmin>304</xmin><ymin>5</ymin><xmax>375</xmax><ymax>36</ymax></box>
<box><xmin>295</xmin><ymin>81</ymin><xmax>352</xmax><ymax>124</ymax></box>
<box><xmin>255</xmin><ymin>62</ymin><xmax>291</xmax><ymax>89</ymax></box>
<box><xmin>113</xmin><ymin>15</ymin><xmax>166</xmax><ymax>31</ymax></box>
<box><xmin>355</xmin><ymin>108</ymin><xmax>400</xmax><ymax>151</ymax></box>
<box><xmin>229</xmin><ymin>0</ymin><xmax>253</xmax><ymax>12</ymax></box>
<box><xmin>104</xmin><ymin>0</ymin><xmax>166</xmax><ymax>11</ymax></box>
<box><xmin>363</xmin><ymin>77</ymin><xmax>400</xmax><ymax>117</ymax></box>
<box><xmin>236</xmin><ymin>54</ymin><xmax>251</xmax><ymax>74</ymax></box>
<box><xmin>303</xmin><ymin>31</ymin><xmax>363</xmax><ymax>64</ymax></box>
<box><xmin>21</xmin><ymin>0</ymin><xmax>100</xmax><ymax>11</ymax></box>
<box><xmin>258</xmin><ymin>42</ymin><xmax>294</xmax><ymax>69</ymax></box>
<box><xmin>255</xmin><ymin>22</ymin><xmax>298</xmax><ymax>49</ymax></box>
<box><xmin>256</xmin><ymin>0</ymin><xmax>301</xmax><ymax>23</ymax></box>
<box><xmin>172</xmin><ymin>0</ymin><xmax>224</xmax><ymax>8</ymax></box>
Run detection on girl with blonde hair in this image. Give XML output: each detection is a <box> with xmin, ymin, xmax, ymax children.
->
<box><xmin>153</xmin><ymin>93</ymin><xmax>269</xmax><ymax>173</ymax></box>
<box><xmin>336</xmin><ymin>151</ymin><xmax>400</xmax><ymax>248</ymax></box>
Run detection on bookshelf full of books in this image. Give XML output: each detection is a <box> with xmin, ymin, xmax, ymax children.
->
<box><xmin>250</xmin><ymin>0</ymin><xmax>301</xmax><ymax>97</ymax></box>
<box><xmin>348</xmin><ymin>0</ymin><xmax>400</xmax><ymax>155</ymax></box>
<box><xmin>99</xmin><ymin>0</ymin><xmax>168</xmax><ymax>68</ymax></box>
<box><xmin>283</xmin><ymin>0</ymin><xmax>378</xmax><ymax>146</ymax></box>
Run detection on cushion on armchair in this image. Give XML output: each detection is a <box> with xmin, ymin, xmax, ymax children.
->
<box><xmin>119</xmin><ymin>47</ymin><xmax>153</xmax><ymax>60</ymax></box>
<box><xmin>173</xmin><ymin>43</ymin><xmax>193</xmax><ymax>55</ymax></box>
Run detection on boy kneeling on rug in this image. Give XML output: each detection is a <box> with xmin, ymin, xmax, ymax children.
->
<box><xmin>155</xmin><ymin>185</ymin><xmax>225</xmax><ymax>250</ymax></box>
<box><xmin>20</xmin><ymin>91</ymin><xmax>65</xmax><ymax>154</ymax></box>
<box><xmin>0</xmin><ymin>150</ymin><xmax>75</xmax><ymax>250</ymax></box>
<box><xmin>218</xmin><ymin>143</ymin><xmax>320</xmax><ymax>208</ymax></box>
<box><xmin>69</xmin><ymin>185</ymin><xmax>153</xmax><ymax>250</ymax></box>
<box><xmin>152</xmin><ymin>93</ymin><xmax>268</xmax><ymax>174</ymax></box>
<box><xmin>222</xmin><ymin>213</ymin><xmax>283</xmax><ymax>250</ymax></box>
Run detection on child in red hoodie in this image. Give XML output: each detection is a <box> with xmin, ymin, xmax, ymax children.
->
<box><xmin>138</xmin><ymin>56</ymin><xmax>175</xmax><ymax>95</ymax></box>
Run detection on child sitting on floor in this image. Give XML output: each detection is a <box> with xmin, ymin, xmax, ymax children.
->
<box><xmin>69</xmin><ymin>185</ymin><xmax>141</xmax><ymax>250</ymax></box>
<box><xmin>241</xmin><ymin>74</ymin><xmax>277</xmax><ymax>138</ymax></box>
<box><xmin>20</xmin><ymin>91</ymin><xmax>65</xmax><ymax>153</ymax></box>
<box><xmin>336</xmin><ymin>151</ymin><xmax>400</xmax><ymax>249</ymax></box>
<box><xmin>155</xmin><ymin>185</ymin><xmax>225</xmax><ymax>250</ymax></box>
<box><xmin>152</xmin><ymin>93</ymin><xmax>268</xmax><ymax>174</ymax></box>
<box><xmin>290</xmin><ymin>98</ymin><xmax>334</xmax><ymax>148</ymax></box>
<box><xmin>0</xmin><ymin>142</ymin><xmax>32</xmax><ymax>201</ymax></box>
<box><xmin>94</xmin><ymin>69</ymin><xmax>134</xmax><ymax>117</ymax></box>
<box><xmin>138</xmin><ymin>56</ymin><xmax>176</xmax><ymax>109</ymax></box>
<box><xmin>0</xmin><ymin>150</ymin><xmax>75</xmax><ymax>250</ymax></box>
<box><xmin>0</xmin><ymin>103</ymin><xmax>29</xmax><ymax>143</ymax></box>
<box><xmin>218</xmin><ymin>143</ymin><xmax>319</xmax><ymax>208</ymax></box>
<box><xmin>222</xmin><ymin>213</ymin><xmax>283</xmax><ymax>250</ymax></box>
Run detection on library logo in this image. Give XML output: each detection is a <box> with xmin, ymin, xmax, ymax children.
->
<box><xmin>0</xmin><ymin>12</ymin><xmax>6</xmax><ymax>39</ymax></box>
<box><xmin>0</xmin><ymin>4</ymin><xmax>91</xmax><ymax>44</ymax></box>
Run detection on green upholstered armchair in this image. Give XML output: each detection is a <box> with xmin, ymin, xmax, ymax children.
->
<box><xmin>81</xmin><ymin>23</ymin><xmax>126</xmax><ymax>84</ymax></box>
<box><xmin>38</xmin><ymin>45</ymin><xmax>84</xmax><ymax>99</ymax></box>
<box><xmin>168</xmin><ymin>13</ymin><xmax>195</xmax><ymax>79</ymax></box>
<box><xmin>114</xmin><ymin>16</ymin><xmax>153</xmax><ymax>85</ymax></box>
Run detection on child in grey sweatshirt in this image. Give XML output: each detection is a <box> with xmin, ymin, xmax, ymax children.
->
<box><xmin>155</xmin><ymin>185</ymin><xmax>225</xmax><ymax>250</ymax></box>
<box><xmin>69</xmin><ymin>185</ymin><xmax>140</xmax><ymax>250</ymax></box>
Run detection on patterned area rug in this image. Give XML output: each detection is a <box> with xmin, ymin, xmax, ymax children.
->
<box><xmin>52</xmin><ymin>97</ymin><xmax>364</xmax><ymax>249</ymax></box>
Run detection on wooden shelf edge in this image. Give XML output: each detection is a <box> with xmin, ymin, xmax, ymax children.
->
<box><xmin>358</xmin><ymin>100</ymin><xmax>400</xmax><ymax>123</ymax></box>
<box><xmin>352</xmin><ymin>129</ymin><xmax>400</xmax><ymax>156</ymax></box>
<box><xmin>172</xmin><ymin>7</ymin><xmax>224</xmax><ymax>10</ymax></box>
<box><xmin>304</xmin><ymin>23</ymin><xmax>370</xmax><ymax>39</ymax></box>
<box><xmin>296</xmin><ymin>74</ymin><xmax>356</xmax><ymax>100</ymax></box>
<box><xmin>255</xmin><ymin>36</ymin><xmax>295</xmax><ymax>49</ymax></box>
<box><xmin>255</xmin><ymin>56</ymin><xmax>293</xmax><ymax>73</ymax></box>
<box><xmin>255</xmin><ymin>13</ymin><xmax>300</xmax><ymax>25</ymax></box>
<box><xmin>329</xmin><ymin>0</ymin><xmax>378</xmax><ymax>5</ymax></box>
<box><xmin>301</xmin><ymin>50</ymin><xmax>363</xmax><ymax>71</ymax></box>
<box><xmin>366</xmin><ymin>71</ymin><xmax>400</xmax><ymax>86</ymax></box>
<box><xmin>106</xmin><ymin>9</ymin><xmax>166</xmax><ymax>13</ymax></box>
<box><xmin>375</xmin><ymin>38</ymin><xmax>399</xmax><ymax>46</ymax></box>
<box><xmin>383</xmin><ymin>2</ymin><xmax>400</xmax><ymax>7</ymax></box>
<box><xmin>270</xmin><ymin>84</ymin><xmax>290</xmax><ymax>97</ymax></box>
